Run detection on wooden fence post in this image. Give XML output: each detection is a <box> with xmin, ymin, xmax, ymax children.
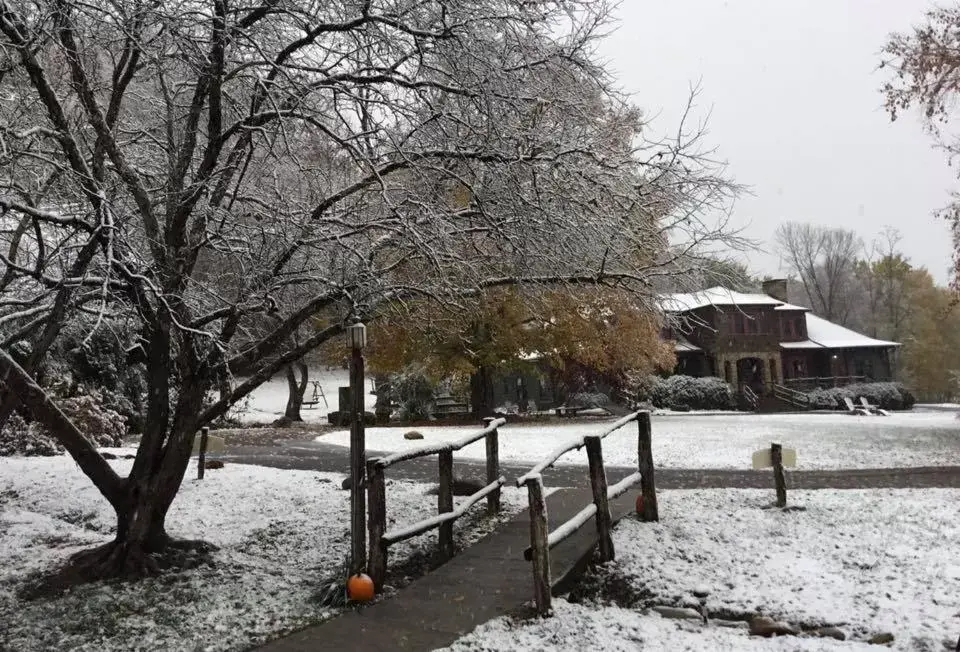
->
<box><xmin>525</xmin><ymin>475</ymin><xmax>551</xmax><ymax>615</ymax></box>
<box><xmin>366</xmin><ymin>459</ymin><xmax>387</xmax><ymax>592</ymax></box>
<box><xmin>484</xmin><ymin>417</ymin><xmax>500</xmax><ymax>515</ymax></box>
<box><xmin>584</xmin><ymin>435</ymin><xmax>614</xmax><ymax>562</ymax></box>
<box><xmin>637</xmin><ymin>412</ymin><xmax>659</xmax><ymax>522</ymax></box>
<box><xmin>771</xmin><ymin>442</ymin><xmax>787</xmax><ymax>508</ymax></box>
<box><xmin>438</xmin><ymin>449</ymin><xmax>455</xmax><ymax>559</ymax></box>
<box><xmin>197</xmin><ymin>426</ymin><xmax>209</xmax><ymax>480</ymax></box>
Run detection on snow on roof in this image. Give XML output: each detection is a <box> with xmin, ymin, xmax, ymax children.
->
<box><xmin>673</xmin><ymin>335</ymin><xmax>701</xmax><ymax>353</ymax></box>
<box><xmin>773</xmin><ymin>302</ymin><xmax>810</xmax><ymax>312</ymax></box>
<box><xmin>779</xmin><ymin>340</ymin><xmax>824</xmax><ymax>350</ymax></box>
<box><xmin>802</xmin><ymin>314</ymin><xmax>899</xmax><ymax>349</ymax></box>
<box><xmin>660</xmin><ymin>286</ymin><xmax>899</xmax><ymax>349</ymax></box>
<box><xmin>659</xmin><ymin>287</ymin><xmax>784</xmax><ymax>312</ymax></box>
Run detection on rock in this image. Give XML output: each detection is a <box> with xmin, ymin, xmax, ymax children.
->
<box><xmin>123</xmin><ymin>454</ymin><xmax>136</xmax><ymax>459</ymax></box>
<box><xmin>204</xmin><ymin>459</ymin><xmax>225</xmax><ymax>470</ymax></box>
<box><xmin>714</xmin><ymin>619</ymin><xmax>749</xmax><ymax>629</ymax></box>
<box><xmin>652</xmin><ymin>606</ymin><xmax>702</xmax><ymax>620</ymax></box>
<box><xmin>341</xmin><ymin>477</ymin><xmax>353</xmax><ymax>490</ymax></box>
<box><xmin>816</xmin><ymin>627</ymin><xmax>846</xmax><ymax>641</ymax></box>
<box><xmin>868</xmin><ymin>633</ymin><xmax>895</xmax><ymax>645</ymax></box>
<box><xmin>692</xmin><ymin>586</ymin><xmax>711</xmax><ymax>598</ymax></box>
<box><xmin>404</xmin><ymin>431</ymin><xmax>424</xmax><ymax>440</ymax></box>
<box><xmin>101</xmin><ymin>452</ymin><xmax>117</xmax><ymax>460</ymax></box>
<box><xmin>749</xmin><ymin>616</ymin><xmax>798</xmax><ymax>637</ymax></box>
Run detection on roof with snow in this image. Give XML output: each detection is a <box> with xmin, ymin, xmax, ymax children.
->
<box><xmin>659</xmin><ymin>287</ymin><xmax>783</xmax><ymax>312</ymax></box>
<box><xmin>797</xmin><ymin>314</ymin><xmax>899</xmax><ymax>350</ymax></box>
<box><xmin>662</xmin><ymin>286</ymin><xmax>899</xmax><ymax>350</ymax></box>
<box><xmin>673</xmin><ymin>335</ymin><xmax>701</xmax><ymax>353</ymax></box>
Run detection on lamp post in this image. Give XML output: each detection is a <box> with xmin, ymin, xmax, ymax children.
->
<box><xmin>348</xmin><ymin>321</ymin><xmax>367</xmax><ymax>575</ymax></box>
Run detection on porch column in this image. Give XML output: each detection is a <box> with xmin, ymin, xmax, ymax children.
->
<box><xmin>760</xmin><ymin>355</ymin><xmax>772</xmax><ymax>393</ymax></box>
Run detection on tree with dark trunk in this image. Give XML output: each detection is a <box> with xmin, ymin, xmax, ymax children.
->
<box><xmin>0</xmin><ymin>0</ymin><xmax>739</xmax><ymax>583</ymax></box>
<box><xmin>284</xmin><ymin>361</ymin><xmax>309</xmax><ymax>423</ymax></box>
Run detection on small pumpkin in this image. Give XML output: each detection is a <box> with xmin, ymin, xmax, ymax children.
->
<box><xmin>347</xmin><ymin>573</ymin><xmax>376</xmax><ymax>602</ymax></box>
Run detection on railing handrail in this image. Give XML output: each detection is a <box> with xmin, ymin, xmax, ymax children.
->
<box><xmin>783</xmin><ymin>375</ymin><xmax>870</xmax><ymax>385</ymax></box>
<box><xmin>521</xmin><ymin>470</ymin><xmax>641</xmax><ymax>561</ymax></box>
<box><xmin>382</xmin><ymin>476</ymin><xmax>506</xmax><ymax>545</ymax></box>
<box><xmin>519</xmin><ymin>413</ymin><xmax>658</xmax><ymax>615</ymax></box>
<box><xmin>773</xmin><ymin>383</ymin><xmax>810</xmax><ymax>406</ymax></box>
<box><xmin>514</xmin><ymin>410</ymin><xmax>643</xmax><ymax>487</ymax></box>
<box><xmin>375</xmin><ymin>417</ymin><xmax>506</xmax><ymax>469</ymax></box>
<box><xmin>366</xmin><ymin>417</ymin><xmax>504</xmax><ymax>591</ymax></box>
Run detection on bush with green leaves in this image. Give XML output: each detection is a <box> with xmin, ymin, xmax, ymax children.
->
<box><xmin>567</xmin><ymin>392</ymin><xmax>611</xmax><ymax>408</ymax></box>
<box><xmin>385</xmin><ymin>365</ymin><xmax>435</xmax><ymax>421</ymax></box>
<box><xmin>806</xmin><ymin>382</ymin><xmax>916</xmax><ymax>411</ymax></box>
<box><xmin>45</xmin><ymin>319</ymin><xmax>146</xmax><ymax>432</ymax></box>
<box><xmin>626</xmin><ymin>374</ymin><xmax>736</xmax><ymax>411</ymax></box>
<box><xmin>0</xmin><ymin>387</ymin><xmax>127</xmax><ymax>456</ymax></box>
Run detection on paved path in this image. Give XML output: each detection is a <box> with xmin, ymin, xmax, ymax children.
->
<box><xmin>224</xmin><ymin>439</ymin><xmax>960</xmax><ymax>490</ymax></box>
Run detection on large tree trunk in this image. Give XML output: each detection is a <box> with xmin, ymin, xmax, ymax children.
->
<box><xmin>284</xmin><ymin>360</ymin><xmax>308</xmax><ymax>421</ymax></box>
<box><xmin>470</xmin><ymin>365</ymin><xmax>495</xmax><ymax>419</ymax></box>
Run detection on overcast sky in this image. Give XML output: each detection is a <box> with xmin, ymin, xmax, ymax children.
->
<box><xmin>599</xmin><ymin>0</ymin><xmax>956</xmax><ymax>284</ymax></box>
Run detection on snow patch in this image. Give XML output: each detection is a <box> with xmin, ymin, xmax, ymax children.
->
<box><xmin>444</xmin><ymin>489</ymin><xmax>960</xmax><ymax>651</ymax></box>
<box><xmin>0</xmin><ymin>454</ymin><xmax>527</xmax><ymax>651</ymax></box>
<box><xmin>316</xmin><ymin>412</ymin><xmax>960</xmax><ymax>470</ymax></box>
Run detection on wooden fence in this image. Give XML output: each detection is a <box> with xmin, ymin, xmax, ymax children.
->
<box><xmin>783</xmin><ymin>375</ymin><xmax>870</xmax><ymax>391</ymax></box>
<box><xmin>366</xmin><ymin>417</ymin><xmax>506</xmax><ymax>592</ymax></box>
<box><xmin>514</xmin><ymin>410</ymin><xmax>657</xmax><ymax>615</ymax></box>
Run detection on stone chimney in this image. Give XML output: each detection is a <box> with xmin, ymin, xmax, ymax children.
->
<box><xmin>762</xmin><ymin>278</ymin><xmax>789</xmax><ymax>303</ymax></box>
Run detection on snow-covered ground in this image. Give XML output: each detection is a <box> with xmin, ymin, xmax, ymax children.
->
<box><xmin>235</xmin><ymin>366</ymin><xmax>377</xmax><ymax>425</ymax></box>
<box><xmin>444</xmin><ymin>488</ymin><xmax>960</xmax><ymax>651</ymax></box>
<box><xmin>0</xmin><ymin>453</ymin><xmax>528</xmax><ymax>651</ymax></box>
<box><xmin>316</xmin><ymin>411</ymin><xmax>960</xmax><ymax>470</ymax></box>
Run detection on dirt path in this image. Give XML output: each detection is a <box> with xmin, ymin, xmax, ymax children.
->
<box><xmin>221</xmin><ymin>437</ymin><xmax>960</xmax><ymax>490</ymax></box>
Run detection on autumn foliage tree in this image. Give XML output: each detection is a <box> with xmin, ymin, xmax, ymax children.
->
<box><xmin>365</xmin><ymin>287</ymin><xmax>675</xmax><ymax>415</ymax></box>
<box><xmin>882</xmin><ymin>5</ymin><xmax>960</xmax><ymax>291</ymax></box>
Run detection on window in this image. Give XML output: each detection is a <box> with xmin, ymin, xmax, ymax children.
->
<box><xmin>732</xmin><ymin>314</ymin><xmax>745</xmax><ymax>334</ymax></box>
<box><xmin>784</xmin><ymin>318</ymin><xmax>794</xmax><ymax>338</ymax></box>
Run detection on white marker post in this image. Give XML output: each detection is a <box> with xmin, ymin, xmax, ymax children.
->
<box><xmin>752</xmin><ymin>443</ymin><xmax>796</xmax><ymax>507</ymax></box>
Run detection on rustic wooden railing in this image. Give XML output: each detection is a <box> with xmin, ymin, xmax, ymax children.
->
<box><xmin>783</xmin><ymin>375</ymin><xmax>871</xmax><ymax>391</ymax></box>
<box><xmin>365</xmin><ymin>417</ymin><xmax>506</xmax><ymax>592</ymax></box>
<box><xmin>515</xmin><ymin>410</ymin><xmax>657</xmax><ymax>615</ymax></box>
<box><xmin>772</xmin><ymin>383</ymin><xmax>811</xmax><ymax>408</ymax></box>
<box><xmin>740</xmin><ymin>384</ymin><xmax>760</xmax><ymax>410</ymax></box>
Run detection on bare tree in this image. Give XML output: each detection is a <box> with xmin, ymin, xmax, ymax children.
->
<box><xmin>775</xmin><ymin>222</ymin><xmax>861</xmax><ymax>324</ymax></box>
<box><xmin>0</xmin><ymin>0</ymin><xmax>738</xmax><ymax>581</ymax></box>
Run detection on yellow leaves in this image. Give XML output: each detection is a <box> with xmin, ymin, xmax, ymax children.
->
<box><xmin>363</xmin><ymin>286</ymin><xmax>675</xmax><ymax>380</ymax></box>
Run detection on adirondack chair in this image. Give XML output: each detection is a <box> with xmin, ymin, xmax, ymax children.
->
<box><xmin>842</xmin><ymin>396</ymin><xmax>870</xmax><ymax>416</ymax></box>
<box><xmin>859</xmin><ymin>396</ymin><xmax>889</xmax><ymax>416</ymax></box>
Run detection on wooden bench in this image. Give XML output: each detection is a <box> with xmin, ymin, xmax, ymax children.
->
<box><xmin>555</xmin><ymin>405</ymin><xmax>588</xmax><ymax>418</ymax></box>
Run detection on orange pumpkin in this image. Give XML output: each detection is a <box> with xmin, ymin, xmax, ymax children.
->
<box><xmin>635</xmin><ymin>495</ymin><xmax>645</xmax><ymax>515</ymax></box>
<box><xmin>347</xmin><ymin>573</ymin><xmax>376</xmax><ymax>602</ymax></box>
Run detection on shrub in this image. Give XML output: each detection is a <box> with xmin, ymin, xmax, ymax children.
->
<box><xmin>567</xmin><ymin>392</ymin><xmax>611</xmax><ymax>408</ymax></box>
<box><xmin>0</xmin><ymin>388</ymin><xmax>126</xmax><ymax>456</ymax></box>
<box><xmin>385</xmin><ymin>365</ymin><xmax>435</xmax><ymax>421</ymax></box>
<box><xmin>806</xmin><ymin>382</ymin><xmax>916</xmax><ymax>411</ymax></box>
<box><xmin>625</xmin><ymin>374</ymin><xmax>736</xmax><ymax>411</ymax></box>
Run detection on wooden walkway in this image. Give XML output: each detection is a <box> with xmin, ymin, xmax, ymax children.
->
<box><xmin>257</xmin><ymin>485</ymin><xmax>638</xmax><ymax>652</ymax></box>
